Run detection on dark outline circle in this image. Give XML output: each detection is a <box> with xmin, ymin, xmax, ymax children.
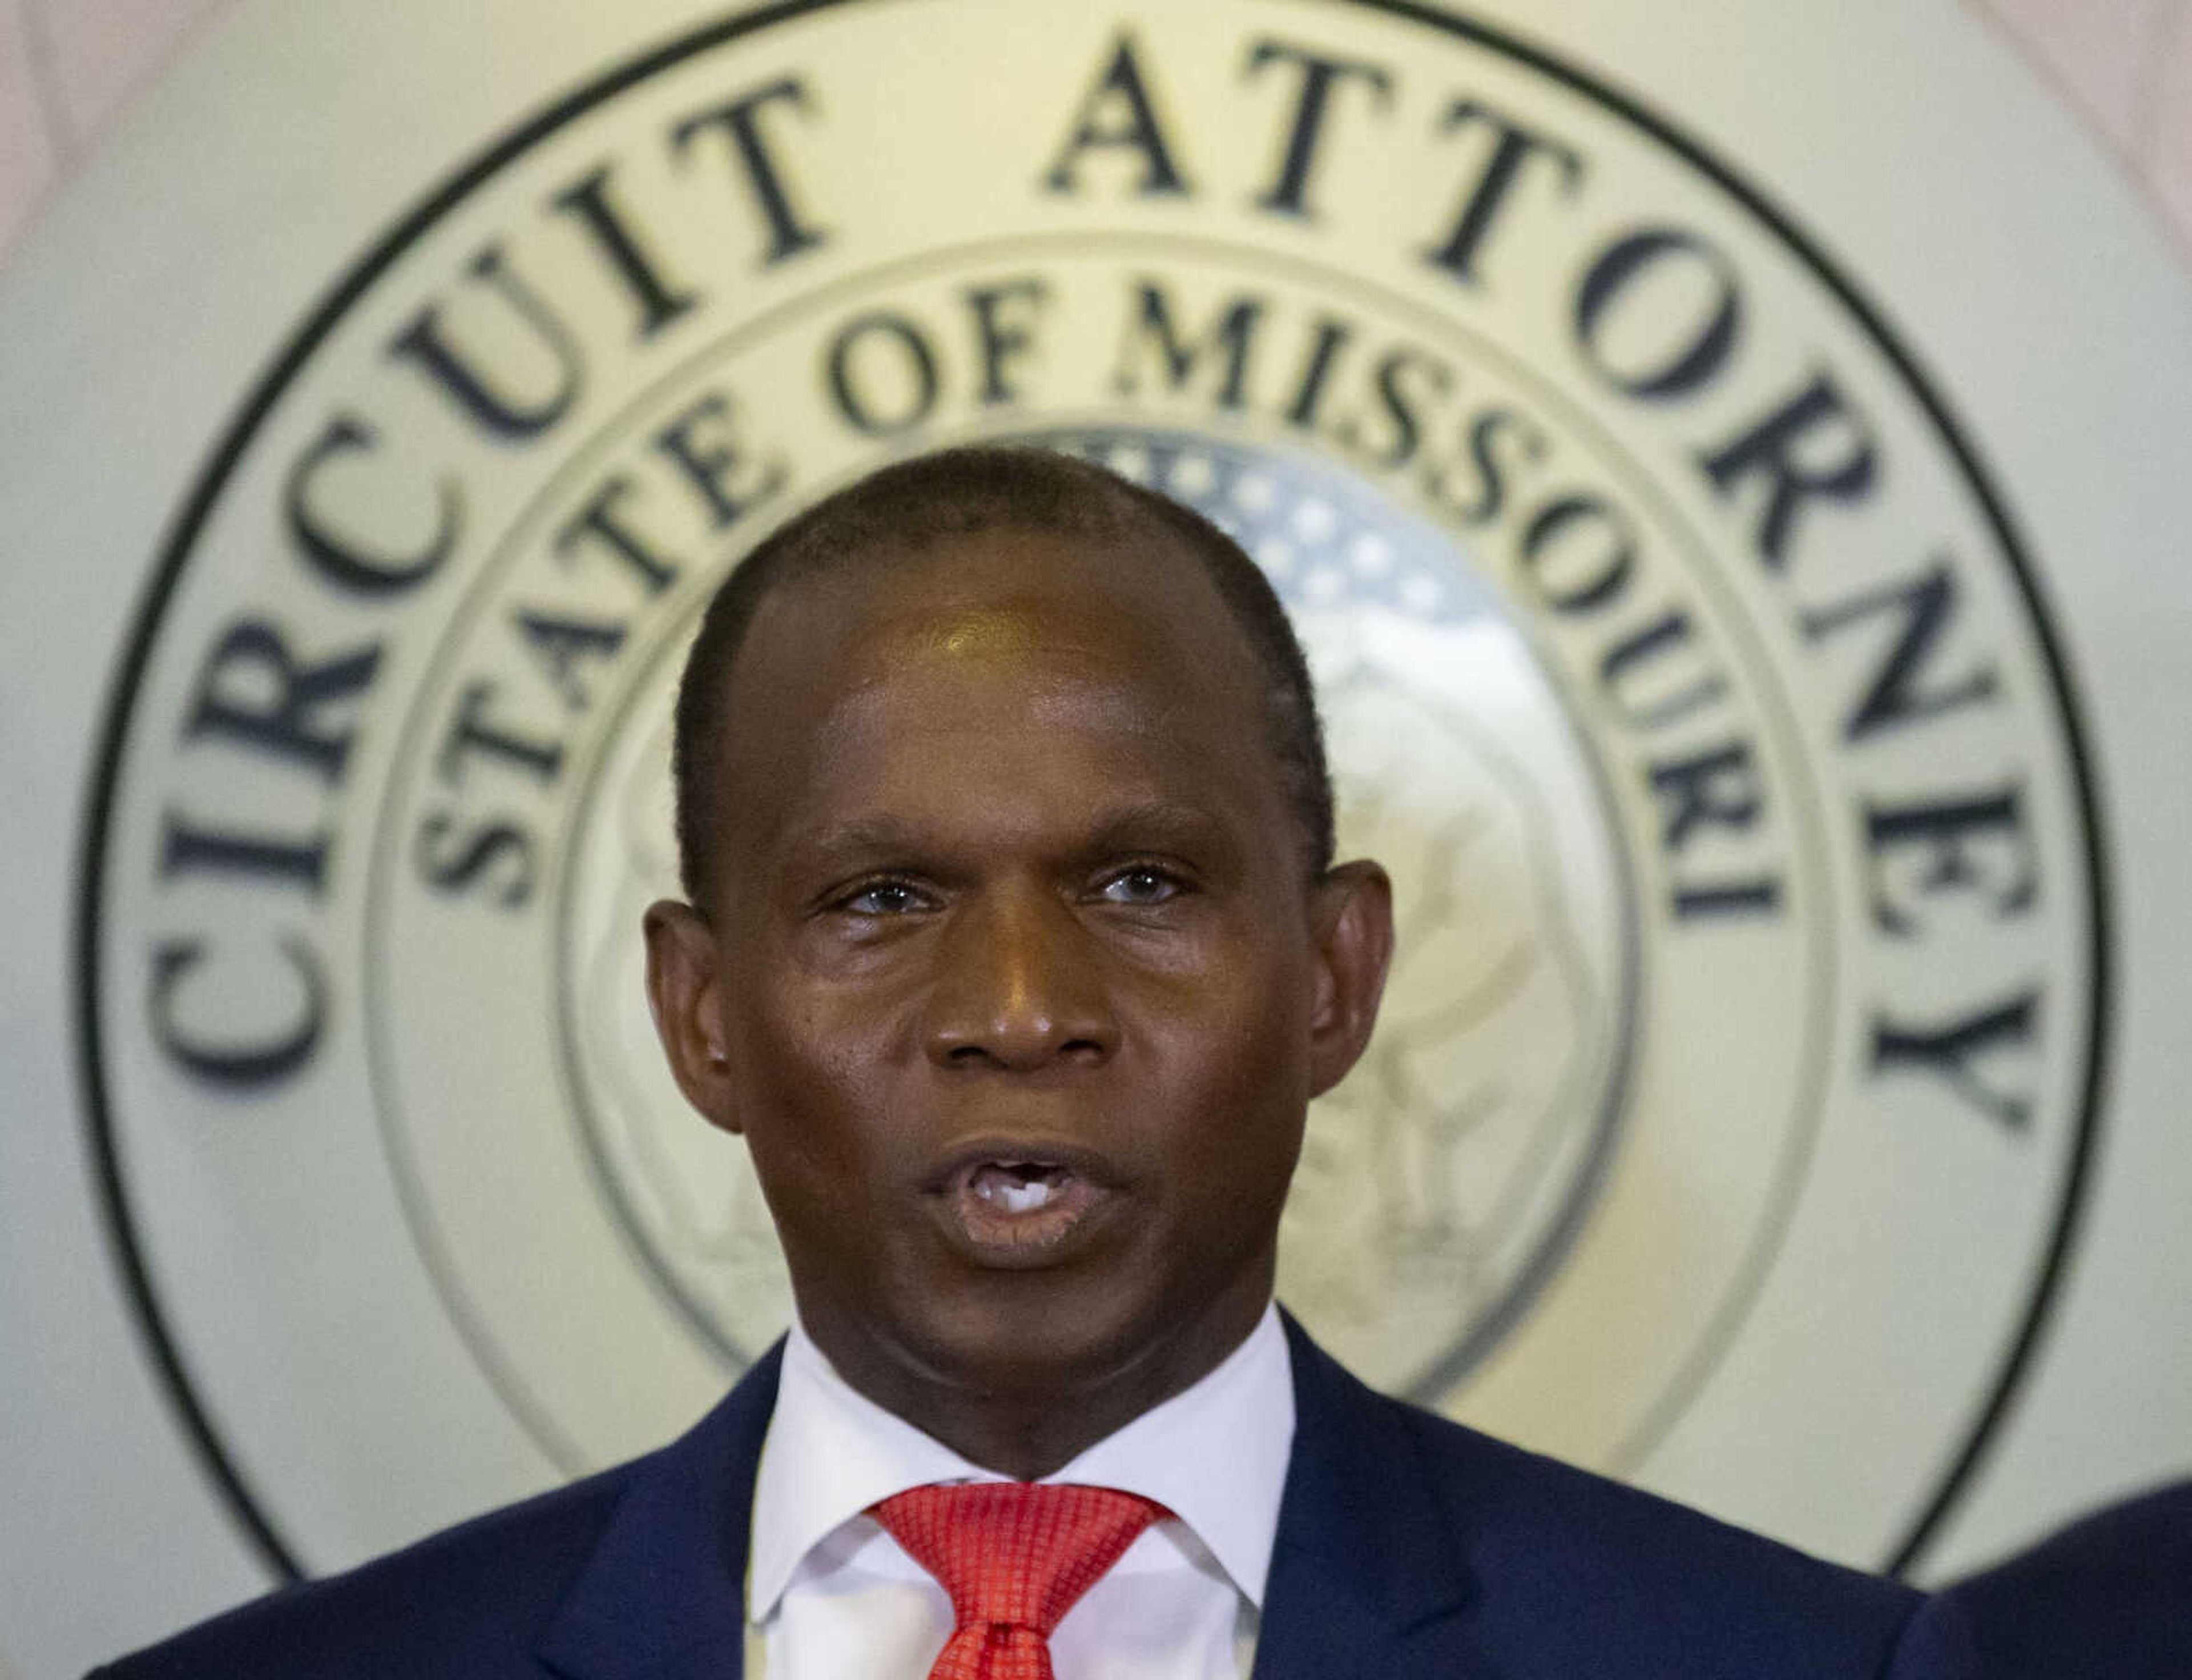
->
<box><xmin>72</xmin><ymin>0</ymin><xmax>2112</xmax><ymax>1585</ymax></box>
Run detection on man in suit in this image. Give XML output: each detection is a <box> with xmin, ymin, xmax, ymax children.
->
<box><xmin>100</xmin><ymin>446</ymin><xmax>1924</xmax><ymax>1678</ymax></box>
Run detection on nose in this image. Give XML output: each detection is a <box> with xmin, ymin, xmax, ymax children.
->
<box><xmin>924</xmin><ymin>883</ymin><xmax>1117</xmax><ymax>1071</ymax></box>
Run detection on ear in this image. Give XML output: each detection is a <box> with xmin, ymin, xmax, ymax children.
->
<box><xmin>1304</xmin><ymin>859</ymin><xmax>1395</xmax><ymax>1099</ymax></box>
<box><xmin>643</xmin><ymin>897</ymin><xmax>743</xmax><ymax>1135</ymax></box>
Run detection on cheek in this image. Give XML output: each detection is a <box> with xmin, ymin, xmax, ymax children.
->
<box><xmin>1144</xmin><ymin>966</ymin><xmax>1315</xmax><ymax>1170</ymax></box>
<box><xmin>727</xmin><ymin>986</ymin><xmax>904</xmax><ymax>1186</ymax></box>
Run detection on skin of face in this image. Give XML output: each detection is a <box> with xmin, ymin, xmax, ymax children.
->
<box><xmin>644</xmin><ymin>521</ymin><xmax>1393</xmax><ymax>1477</ymax></box>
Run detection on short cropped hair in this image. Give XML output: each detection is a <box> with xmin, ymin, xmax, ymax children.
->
<box><xmin>670</xmin><ymin>445</ymin><xmax>1336</xmax><ymax>905</ymax></box>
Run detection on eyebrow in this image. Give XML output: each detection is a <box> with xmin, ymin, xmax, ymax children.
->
<box><xmin>785</xmin><ymin>799</ymin><xmax>1238</xmax><ymax>873</ymax></box>
<box><xmin>786</xmin><ymin>815</ymin><xmax>933</xmax><ymax>867</ymax></box>
<box><xmin>1074</xmin><ymin>799</ymin><xmax>1233</xmax><ymax>860</ymax></box>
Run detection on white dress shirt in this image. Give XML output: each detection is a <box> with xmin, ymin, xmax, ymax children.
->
<box><xmin>743</xmin><ymin>1304</ymin><xmax>1296</xmax><ymax>1680</ymax></box>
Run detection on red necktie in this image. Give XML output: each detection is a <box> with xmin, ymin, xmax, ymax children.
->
<box><xmin>871</xmin><ymin>1482</ymin><xmax>1171</xmax><ymax>1680</ymax></box>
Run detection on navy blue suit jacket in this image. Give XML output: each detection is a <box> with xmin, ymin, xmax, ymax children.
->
<box><xmin>99</xmin><ymin>1317</ymin><xmax>1923</xmax><ymax>1678</ymax></box>
<box><xmin>1885</xmin><ymin>1480</ymin><xmax>2192</xmax><ymax>1680</ymax></box>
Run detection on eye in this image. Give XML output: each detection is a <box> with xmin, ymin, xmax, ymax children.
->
<box><xmin>1097</xmin><ymin>865</ymin><xmax>1185</xmax><ymax>906</ymax></box>
<box><xmin>839</xmin><ymin>879</ymin><xmax>927</xmax><ymax>916</ymax></box>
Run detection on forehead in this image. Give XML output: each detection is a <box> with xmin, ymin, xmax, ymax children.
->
<box><xmin>706</xmin><ymin>522</ymin><xmax>1284</xmax><ymax>857</ymax></box>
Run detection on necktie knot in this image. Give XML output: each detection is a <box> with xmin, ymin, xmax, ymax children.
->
<box><xmin>871</xmin><ymin>1482</ymin><xmax>1170</xmax><ymax>1678</ymax></box>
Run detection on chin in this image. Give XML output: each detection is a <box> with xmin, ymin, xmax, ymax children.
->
<box><xmin>902</xmin><ymin>1272</ymin><xmax>1168</xmax><ymax>1396</ymax></box>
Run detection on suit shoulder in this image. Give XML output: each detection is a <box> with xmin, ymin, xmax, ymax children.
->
<box><xmin>1385</xmin><ymin>1392</ymin><xmax>1921</xmax><ymax>1670</ymax></box>
<box><xmin>95</xmin><ymin>1458</ymin><xmax>643</xmax><ymax>1680</ymax></box>
<box><xmin>1908</xmin><ymin>1480</ymin><xmax>2192</xmax><ymax>1680</ymax></box>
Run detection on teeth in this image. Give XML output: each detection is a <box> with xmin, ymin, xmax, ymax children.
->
<box><xmin>972</xmin><ymin>1165</ymin><xmax>1064</xmax><ymax>1213</ymax></box>
<box><xmin>999</xmin><ymin>1179</ymin><xmax>1054</xmax><ymax>1213</ymax></box>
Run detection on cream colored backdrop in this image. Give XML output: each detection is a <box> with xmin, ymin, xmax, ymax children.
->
<box><xmin>3</xmin><ymin>4</ymin><xmax>2189</xmax><ymax>1677</ymax></box>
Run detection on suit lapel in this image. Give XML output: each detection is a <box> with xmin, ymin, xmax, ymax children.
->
<box><xmin>537</xmin><ymin>1343</ymin><xmax>784</xmax><ymax>1680</ymax></box>
<box><xmin>1250</xmin><ymin>1315</ymin><xmax>1480</xmax><ymax>1680</ymax></box>
<box><xmin>535</xmin><ymin>1320</ymin><xmax>1478</xmax><ymax>1680</ymax></box>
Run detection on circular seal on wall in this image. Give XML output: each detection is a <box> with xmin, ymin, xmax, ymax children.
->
<box><xmin>78</xmin><ymin>0</ymin><xmax>2106</xmax><ymax>1581</ymax></box>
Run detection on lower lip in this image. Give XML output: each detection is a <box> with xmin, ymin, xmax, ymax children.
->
<box><xmin>936</xmin><ymin>1173</ymin><xmax>1110</xmax><ymax>1265</ymax></box>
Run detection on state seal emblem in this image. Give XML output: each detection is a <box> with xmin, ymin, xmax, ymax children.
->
<box><xmin>79</xmin><ymin>0</ymin><xmax>2105</xmax><ymax>1581</ymax></box>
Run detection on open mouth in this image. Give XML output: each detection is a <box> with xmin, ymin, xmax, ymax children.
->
<box><xmin>933</xmin><ymin>1146</ymin><xmax>1114</xmax><ymax>1263</ymax></box>
<box><xmin>969</xmin><ymin>1161</ymin><xmax>1073</xmax><ymax>1213</ymax></box>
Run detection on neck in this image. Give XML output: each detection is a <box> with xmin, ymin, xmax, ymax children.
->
<box><xmin>800</xmin><ymin>1276</ymin><xmax>1274</xmax><ymax>1480</ymax></box>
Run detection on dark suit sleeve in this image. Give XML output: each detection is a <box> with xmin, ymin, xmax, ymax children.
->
<box><xmin>1876</xmin><ymin>1482</ymin><xmax>2192</xmax><ymax>1680</ymax></box>
<box><xmin>1873</xmin><ymin>1592</ymin><xmax>1978</xmax><ymax>1680</ymax></box>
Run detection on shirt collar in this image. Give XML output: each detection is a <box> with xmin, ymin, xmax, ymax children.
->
<box><xmin>748</xmin><ymin>1304</ymin><xmax>1295</xmax><ymax>1619</ymax></box>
